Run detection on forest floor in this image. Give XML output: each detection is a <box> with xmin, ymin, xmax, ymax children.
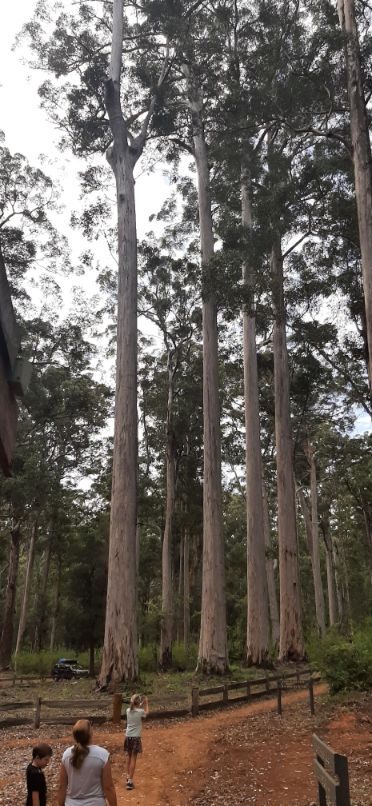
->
<box><xmin>1</xmin><ymin>684</ymin><xmax>372</xmax><ymax>806</ymax></box>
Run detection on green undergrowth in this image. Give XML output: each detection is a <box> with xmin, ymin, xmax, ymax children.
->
<box><xmin>308</xmin><ymin>620</ymin><xmax>372</xmax><ymax>694</ymax></box>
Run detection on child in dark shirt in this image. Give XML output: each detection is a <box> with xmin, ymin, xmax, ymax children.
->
<box><xmin>26</xmin><ymin>743</ymin><xmax>53</xmax><ymax>806</ymax></box>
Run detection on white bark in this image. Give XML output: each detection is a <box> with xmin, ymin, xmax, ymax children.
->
<box><xmin>271</xmin><ymin>234</ymin><xmax>304</xmax><ymax>661</ymax></box>
<box><xmin>241</xmin><ymin>162</ymin><xmax>270</xmax><ymax>665</ymax></box>
<box><xmin>49</xmin><ymin>558</ymin><xmax>61</xmax><ymax>651</ymax></box>
<box><xmin>322</xmin><ymin>528</ymin><xmax>338</xmax><ymax>626</ymax></box>
<box><xmin>337</xmin><ymin>0</ymin><xmax>372</xmax><ymax>390</ymax></box>
<box><xmin>183</xmin><ymin>64</ymin><xmax>228</xmax><ymax>674</ymax></box>
<box><xmin>160</xmin><ymin>354</ymin><xmax>177</xmax><ymax>668</ymax></box>
<box><xmin>15</xmin><ymin>521</ymin><xmax>38</xmax><ymax>655</ymax></box>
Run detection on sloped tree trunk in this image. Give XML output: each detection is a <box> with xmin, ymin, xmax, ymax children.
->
<box><xmin>160</xmin><ymin>354</ymin><xmax>177</xmax><ymax>668</ymax></box>
<box><xmin>49</xmin><ymin>557</ymin><xmax>61</xmax><ymax>651</ymax></box>
<box><xmin>15</xmin><ymin>521</ymin><xmax>38</xmax><ymax>656</ymax></box>
<box><xmin>271</xmin><ymin>234</ymin><xmax>304</xmax><ymax>661</ymax></box>
<box><xmin>241</xmin><ymin>162</ymin><xmax>269</xmax><ymax>665</ymax></box>
<box><xmin>337</xmin><ymin>0</ymin><xmax>372</xmax><ymax>390</ymax></box>
<box><xmin>184</xmin><ymin>65</ymin><xmax>228</xmax><ymax>674</ymax></box>
<box><xmin>262</xmin><ymin>481</ymin><xmax>280</xmax><ymax>647</ymax></box>
<box><xmin>0</xmin><ymin>525</ymin><xmax>21</xmax><ymax>669</ymax></box>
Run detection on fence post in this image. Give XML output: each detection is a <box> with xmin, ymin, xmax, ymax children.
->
<box><xmin>334</xmin><ymin>752</ymin><xmax>351</xmax><ymax>806</ymax></box>
<box><xmin>191</xmin><ymin>687</ymin><xmax>199</xmax><ymax>717</ymax></box>
<box><xmin>277</xmin><ymin>680</ymin><xmax>282</xmax><ymax>715</ymax></box>
<box><xmin>34</xmin><ymin>696</ymin><xmax>41</xmax><ymax>729</ymax></box>
<box><xmin>222</xmin><ymin>684</ymin><xmax>228</xmax><ymax>706</ymax></box>
<box><xmin>308</xmin><ymin>677</ymin><xmax>315</xmax><ymax>715</ymax></box>
<box><xmin>112</xmin><ymin>693</ymin><xmax>123</xmax><ymax>724</ymax></box>
<box><xmin>246</xmin><ymin>681</ymin><xmax>251</xmax><ymax>701</ymax></box>
<box><xmin>265</xmin><ymin>672</ymin><xmax>270</xmax><ymax>694</ymax></box>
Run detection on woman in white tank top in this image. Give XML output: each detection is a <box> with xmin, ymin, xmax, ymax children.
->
<box><xmin>57</xmin><ymin>719</ymin><xmax>117</xmax><ymax>806</ymax></box>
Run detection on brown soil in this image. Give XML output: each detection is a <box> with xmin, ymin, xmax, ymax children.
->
<box><xmin>1</xmin><ymin>684</ymin><xmax>372</xmax><ymax>805</ymax></box>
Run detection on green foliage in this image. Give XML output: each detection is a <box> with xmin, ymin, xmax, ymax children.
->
<box><xmin>308</xmin><ymin>622</ymin><xmax>372</xmax><ymax>693</ymax></box>
<box><xmin>171</xmin><ymin>641</ymin><xmax>198</xmax><ymax>671</ymax></box>
<box><xmin>13</xmin><ymin>648</ymin><xmax>98</xmax><ymax>676</ymax></box>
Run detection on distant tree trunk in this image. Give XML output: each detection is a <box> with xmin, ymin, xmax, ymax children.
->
<box><xmin>307</xmin><ymin>444</ymin><xmax>326</xmax><ymax>637</ymax></box>
<box><xmin>183</xmin><ymin>528</ymin><xmax>190</xmax><ymax>648</ymax></box>
<box><xmin>33</xmin><ymin>538</ymin><xmax>52</xmax><ymax>651</ymax></box>
<box><xmin>262</xmin><ymin>481</ymin><xmax>280</xmax><ymax>647</ymax></box>
<box><xmin>160</xmin><ymin>351</ymin><xmax>178</xmax><ymax>669</ymax></box>
<box><xmin>177</xmin><ymin>532</ymin><xmax>183</xmax><ymax>644</ymax></box>
<box><xmin>271</xmin><ymin>233</ymin><xmax>304</xmax><ymax>661</ymax></box>
<box><xmin>321</xmin><ymin>525</ymin><xmax>338</xmax><ymax>626</ymax></box>
<box><xmin>15</xmin><ymin>521</ymin><xmax>38</xmax><ymax>656</ymax></box>
<box><xmin>241</xmin><ymin>161</ymin><xmax>270</xmax><ymax>666</ymax></box>
<box><xmin>183</xmin><ymin>64</ymin><xmax>228</xmax><ymax>674</ymax></box>
<box><xmin>49</xmin><ymin>557</ymin><xmax>61</xmax><ymax>651</ymax></box>
<box><xmin>337</xmin><ymin>0</ymin><xmax>372</xmax><ymax>391</ymax></box>
<box><xmin>0</xmin><ymin>525</ymin><xmax>21</xmax><ymax>669</ymax></box>
<box><xmin>332</xmin><ymin>535</ymin><xmax>350</xmax><ymax>632</ymax></box>
<box><xmin>89</xmin><ymin>642</ymin><xmax>95</xmax><ymax>677</ymax></box>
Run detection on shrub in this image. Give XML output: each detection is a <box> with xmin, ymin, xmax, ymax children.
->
<box><xmin>172</xmin><ymin>641</ymin><xmax>198</xmax><ymax>671</ymax></box>
<box><xmin>139</xmin><ymin>644</ymin><xmax>158</xmax><ymax>672</ymax></box>
<box><xmin>308</xmin><ymin>621</ymin><xmax>372</xmax><ymax>693</ymax></box>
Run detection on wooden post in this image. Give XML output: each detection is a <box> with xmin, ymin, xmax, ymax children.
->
<box><xmin>34</xmin><ymin>696</ymin><xmax>41</xmax><ymax>729</ymax></box>
<box><xmin>277</xmin><ymin>680</ymin><xmax>282</xmax><ymax>715</ymax></box>
<box><xmin>222</xmin><ymin>683</ymin><xmax>228</xmax><ymax>706</ymax></box>
<box><xmin>112</xmin><ymin>693</ymin><xmax>123</xmax><ymax>724</ymax></box>
<box><xmin>246</xmin><ymin>681</ymin><xmax>251</xmax><ymax>700</ymax></box>
<box><xmin>309</xmin><ymin>677</ymin><xmax>315</xmax><ymax>715</ymax></box>
<box><xmin>334</xmin><ymin>751</ymin><xmax>351</xmax><ymax>806</ymax></box>
<box><xmin>296</xmin><ymin>666</ymin><xmax>300</xmax><ymax>686</ymax></box>
<box><xmin>191</xmin><ymin>687</ymin><xmax>199</xmax><ymax>717</ymax></box>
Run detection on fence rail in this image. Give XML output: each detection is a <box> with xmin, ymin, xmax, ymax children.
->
<box><xmin>313</xmin><ymin>734</ymin><xmax>350</xmax><ymax>805</ymax></box>
<box><xmin>0</xmin><ymin>667</ymin><xmax>321</xmax><ymax>730</ymax></box>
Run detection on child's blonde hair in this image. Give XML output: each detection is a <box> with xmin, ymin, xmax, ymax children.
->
<box><xmin>130</xmin><ymin>693</ymin><xmax>142</xmax><ymax>710</ymax></box>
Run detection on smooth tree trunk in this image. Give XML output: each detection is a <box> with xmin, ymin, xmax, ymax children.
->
<box><xmin>15</xmin><ymin>521</ymin><xmax>38</xmax><ymax>656</ymax></box>
<box><xmin>160</xmin><ymin>353</ymin><xmax>177</xmax><ymax>668</ymax></box>
<box><xmin>183</xmin><ymin>65</ymin><xmax>228</xmax><ymax>674</ymax></box>
<box><xmin>322</xmin><ymin>526</ymin><xmax>338</xmax><ymax>626</ymax></box>
<box><xmin>337</xmin><ymin>0</ymin><xmax>372</xmax><ymax>390</ymax></box>
<box><xmin>271</xmin><ymin>234</ymin><xmax>304</xmax><ymax>661</ymax></box>
<box><xmin>306</xmin><ymin>443</ymin><xmax>326</xmax><ymax>636</ymax></box>
<box><xmin>183</xmin><ymin>528</ymin><xmax>190</xmax><ymax>647</ymax></box>
<box><xmin>33</xmin><ymin>538</ymin><xmax>52</xmax><ymax>651</ymax></box>
<box><xmin>0</xmin><ymin>525</ymin><xmax>21</xmax><ymax>669</ymax></box>
<box><xmin>99</xmin><ymin>0</ymin><xmax>168</xmax><ymax>687</ymax></box>
<box><xmin>49</xmin><ymin>557</ymin><xmax>61</xmax><ymax>651</ymax></box>
<box><xmin>262</xmin><ymin>481</ymin><xmax>280</xmax><ymax>647</ymax></box>
<box><xmin>241</xmin><ymin>162</ymin><xmax>270</xmax><ymax>665</ymax></box>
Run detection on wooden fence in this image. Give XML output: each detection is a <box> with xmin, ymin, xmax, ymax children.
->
<box><xmin>313</xmin><ymin>734</ymin><xmax>350</xmax><ymax>806</ymax></box>
<box><xmin>0</xmin><ymin>667</ymin><xmax>321</xmax><ymax>730</ymax></box>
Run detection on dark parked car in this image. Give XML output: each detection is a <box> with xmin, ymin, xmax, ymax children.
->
<box><xmin>52</xmin><ymin>658</ymin><xmax>90</xmax><ymax>681</ymax></box>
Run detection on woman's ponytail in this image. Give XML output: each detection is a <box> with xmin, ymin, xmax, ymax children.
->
<box><xmin>71</xmin><ymin>720</ymin><xmax>91</xmax><ymax>769</ymax></box>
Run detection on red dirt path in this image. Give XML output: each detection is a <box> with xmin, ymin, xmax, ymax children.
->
<box><xmin>2</xmin><ymin>684</ymin><xmax>372</xmax><ymax>805</ymax></box>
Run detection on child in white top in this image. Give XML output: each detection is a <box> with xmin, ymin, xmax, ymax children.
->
<box><xmin>124</xmin><ymin>694</ymin><xmax>149</xmax><ymax>790</ymax></box>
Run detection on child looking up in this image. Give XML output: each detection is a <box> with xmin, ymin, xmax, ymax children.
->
<box><xmin>26</xmin><ymin>743</ymin><xmax>53</xmax><ymax>806</ymax></box>
<box><xmin>124</xmin><ymin>694</ymin><xmax>149</xmax><ymax>790</ymax></box>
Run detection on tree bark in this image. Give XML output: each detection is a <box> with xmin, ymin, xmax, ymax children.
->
<box><xmin>160</xmin><ymin>353</ymin><xmax>177</xmax><ymax>668</ymax></box>
<box><xmin>337</xmin><ymin>0</ymin><xmax>372</xmax><ymax>391</ymax></box>
<box><xmin>100</xmin><ymin>0</ymin><xmax>138</xmax><ymax>685</ymax></box>
<box><xmin>33</xmin><ymin>538</ymin><xmax>52</xmax><ymax>651</ymax></box>
<box><xmin>0</xmin><ymin>525</ymin><xmax>21</xmax><ymax>669</ymax></box>
<box><xmin>262</xmin><ymin>481</ymin><xmax>280</xmax><ymax>647</ymax></box>
<box><xmin>183</xmin><ymin>528</ymin><xmax>190</xmax><ymax>648</ymax></box>
<box><xmin>183</xmin><ymin>65</ymin><xmax>228</xmax><ymax>674</ymax></box>
<box><xmin>306</xmin><ymin>443</ymin><xmax>326</xmax><ymax>637</ymax></box>
<box><xmin>49</xmin><ymin>557</ymin><xmax>61</xmax><ymax>651</ymax></box>
<box><xmin>321</xmin><ymin>525</ymin><xmax>338</xmax><ymax>627</ymax></box>
<box><xmin>241</xmin><ymin>162</ymin><xmax>270</xmax><ymax>665</ymax></box>
<box><xmin>271</xmin><ymin>234</ymin><xmax>304</xmax><ymax>661</ymax></box>
<box><xmin>15</xmin><ymin>521</ymin><xmax>38</xmax><ymax>656</ymax></box>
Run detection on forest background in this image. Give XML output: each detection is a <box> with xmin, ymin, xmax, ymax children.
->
<box><xmin>1</xmin><ymin>0</ymin><xmax>372</xmax><ymax>690</ymax></box>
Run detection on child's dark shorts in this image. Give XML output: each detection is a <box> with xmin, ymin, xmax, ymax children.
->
<box><xmin>124</xmin><ymin>736</ymin><xmax>142</xmax><ymax>754</ymax></box>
